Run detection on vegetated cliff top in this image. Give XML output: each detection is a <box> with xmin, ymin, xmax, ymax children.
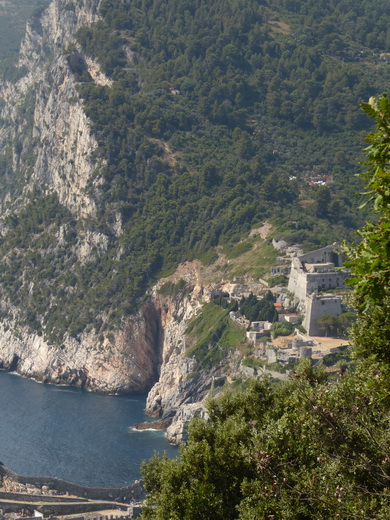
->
<box><xmin>0</xmin><ymin>0</ymin><xmax>389</xmax><ymax>344</ymax></box>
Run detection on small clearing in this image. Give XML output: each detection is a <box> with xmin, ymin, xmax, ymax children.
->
<box><xmin>267</xmin><ymin>20</ymin><xmax>291</xmax><ymax>34</ymax></box>
<box><xmin>249</xmin><ymin>221</ymin><xmax>272</xmax><ymax>239</ymax></box>
<box><xmin>147</xmin><ymin>137</ymin><xmax>180</xmax><ymax>167</ymax></box>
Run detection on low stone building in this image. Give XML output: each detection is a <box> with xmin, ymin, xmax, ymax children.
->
<box><xmin>246</xmin><ymin>321</ymin><xmax>271</xmax><ymax>342</ymax></box>
<box><xmin>270</xmin><ymin>265</ymin><xmax>291</xmax><ymax>277</ymax></box>
<box><xmin>251</xmin><ymin>321</ymin><xmax>272</xmax><ymax>332</ymax></box>
<box><xmin>265</xmin><ymin>337</ymin><xmax>314</xmax><ymax>365</ymax></box>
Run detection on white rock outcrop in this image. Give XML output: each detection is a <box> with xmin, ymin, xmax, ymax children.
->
<box><xmin>0</xmin><ymin>0</ymin><xmax>102</xmax><ymax>216</ymax></box>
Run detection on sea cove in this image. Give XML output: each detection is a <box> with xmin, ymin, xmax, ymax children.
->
<box><xmin>0</xmin><ymin>371</ymin><xmax>177</xmax><ymax>488</ymax></box>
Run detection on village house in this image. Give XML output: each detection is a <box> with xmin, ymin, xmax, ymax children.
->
<box><xmin>246</xmin><ymin>321</ymin><xmax>272</xmax><ymax>342</ymax></box>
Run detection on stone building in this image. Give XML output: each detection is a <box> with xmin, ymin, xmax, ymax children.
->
<box><xmin>287</xmin><ymin>244</ymin><xmax>346</xmax><ymax>301</ymax></box>
<box><xmin>303</xmin><ymin>293</ymin><xmax>344</xmax><ymax>336</ymax></box>
<box><xmin>270</xmin><ymin>265</ymin><xmax>291</xmax><ymax>277</ymax></box>
<box><xmin>287</xmin><ymin>244</ymin><xmax>348</xmax><ymax>336</ymax></box>
<box><xmin>246</xmin><ymin>321</ymin><xmax>272</xmax><ymax>342</ymax></box>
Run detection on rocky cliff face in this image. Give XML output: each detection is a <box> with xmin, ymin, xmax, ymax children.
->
<box><xmin>0</xmin><ymin>0</ymin><xmax>101</xmax><ymax>216</ymax></box>
<box><xmin>0</xmin><ymin>0</ymin><xmax>219</xmax><ymax>441</ymax></box>
<box><xmin>0</xmin><ymin>274</ymin><xmax>214</xmax><ymax>436</ymax></box>
<box><xmin>0</xmin><ymin>0</ymin><xmax>171</xmax><ymax>397</ymax></box>
<box><xmin>0</xmin><ymin>300</ymin><xmax>163</xmax><ymax>394</ymax></box>
<box><xmin>145</xmin><ymin>269</ymin><xmax>226</xmax><ymax>443</ymax></box>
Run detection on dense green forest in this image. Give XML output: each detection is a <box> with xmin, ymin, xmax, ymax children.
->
<box><xmin>0</xmin><ymin>0</ymin><xmax>390</xmax><ymax>341</ymax></box>
<box><xmin>139</xmin><ymin>94</ymin><xmax>390</xmax><ymax>520</ymax></box>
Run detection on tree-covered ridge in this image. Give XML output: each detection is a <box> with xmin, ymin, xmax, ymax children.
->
<box><xmin>1</xmin><ymin>0</ymin><xmax>389</xmax><ymax>341</ymax></box>
<box><xmin>74</xmin><ymin>0</ymin><xmax>389</xmax><ymax>251</ymax></box>
<box><xmin>82</xmin><ymin>0</ymin><xmax>389</xmax><ymax>131</ymax></box>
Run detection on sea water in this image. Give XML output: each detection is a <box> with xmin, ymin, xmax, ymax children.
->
<box><xmin>0</xmin><ymin>370</ymin><xmax>178</xmax><ymax>487</ymax></box>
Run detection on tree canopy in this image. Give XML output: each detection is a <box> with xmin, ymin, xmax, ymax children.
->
<box><xmin>344</xmin><ymin>94</ymin><xmax>390</xmax><ymax>363</ymax></box>
<box><xmin>141</xmin><ymin>362</ymin><xmax>390</xmax><ymax>520</ymax></box>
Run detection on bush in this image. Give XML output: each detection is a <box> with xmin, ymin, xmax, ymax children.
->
<box><xmin>271</xmin><ymin>321</ymin><xmax>295</xmax><ymax>338</ymax></box>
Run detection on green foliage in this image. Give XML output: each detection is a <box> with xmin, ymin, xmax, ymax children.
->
<box><xmin>198</xmin><ymin>248</ymin><xmax>219</xmax><ymax>266</ymax></box>
<box><xmin>1</xmin><ymin>1</ymin><xmax>390</xmax><ymax>341</ymax></box>
<box><xmin>223</xmin><ymin>240</ymin><xmax>254</xmax><ymax>260</ymax></box>
<box><xmin>53</xmin><ymin>0</ymin><xmax>387</xmax><ymax>337</ymax></box>
<box><xmin>141</xmin><ymin>362</ymin><xmax>390</xmax><ymax>520</ymax></box>
<box><xmin>317</xmin><ymin>312</ymin><xmax>356</xmax><ymax>337</ymax></box>
<box><xmin>141</xmin><ymin>380</ymin><xmax>274</xmax><ymax>520</ymax></box>
<box><xmin>186</xmin><ymin>303</ymin><xmax>247</xmax><ymax>368</ymax></box>
<box><xmin>270</xmin><ymin>321</ymin><xmax>295</xmax><ymax>338</ymax></box>
<box><xmin>343</xmin><ymin>94</ymin><xmax>390</xmax><ymax>363</ymax></box>
<box><xmin>322</xmin><ymin>346</ymin><xmax>351</xmax><ymax>368</ymax></box>
<box><xmin>239</xmin><ymin>292</ymin><xmax>277</xmax><ymax>323</ymax></box>
<box><xmin>268</xmin><ymin>274</ymin><xmax>288</xmax><ymax>287</ymax></box>
<box><xmin>0</xmin><ymin>194</ymin><xmax>79</xmax><ymax>340</ymax></box>
<box><xmin>317</xmin><ymin>314</ymin><xmax>338</xmax><ymax>337</ymax></box>
<box><xmin>314</xmin><ymin>185</ymin><xmax>332</xmax><ymax>218</ymax></box>
<box><xmin>141</xmin><ymin>97</ymin><xmax>390</xmax><ymax>520</ymax></box>
<box><xmin>241</xmin><ymin>356</ymin><xmax>262</xmax><ymax>369</ymax></box>
<box><xmin>158</xmin><ymin>279</ymin><xmax>187</xmax><ymax>297</ymax></box>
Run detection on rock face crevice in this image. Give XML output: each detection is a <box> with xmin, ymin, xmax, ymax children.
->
<box><xmin>0</xmin><ymin>299</ymin><xmax>164</xmax><ymax>394</ymax></box>
<box><xmin>145</xmin><ymin>284</ymin><xmax>217</xmax><ymax>444</ymax></box>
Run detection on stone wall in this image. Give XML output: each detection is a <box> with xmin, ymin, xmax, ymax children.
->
<box><xmin>0</xmin><ymin>500</ymin><xmax>128</xmax><ymax>516</ymax></box>
<box><xmin>0</xmin><ymin>491</ymin><xmax>85</xmax><ymax>503</ymax></box>
<box><xmin>287</xmin><ymin>257</ymin><xmax>307</xmax><ymax>301</ymax></box>
<box><xmin>0</xmin><ymin>464</ymin><xmax>144</xmax><ymax>503</ymax></box>
<box><xmin>287</xmin><ymin>245</ymin><xmax>345</xmax><ymax>303</ymax></box>
<box><xmin>305</xmin><ymin>271</ymin><xmax>345</xmax><ymax>294</ymax></box>
<box><xmin>298</xmin><ymin>245</ymin><xmax>342</xmax><ymax>266</ymax></box>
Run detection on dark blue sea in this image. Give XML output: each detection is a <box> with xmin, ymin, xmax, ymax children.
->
<box><xmin>0</xmin><ymin>370</ymin><xmax>178</xmax><ymax>487</ymax></box>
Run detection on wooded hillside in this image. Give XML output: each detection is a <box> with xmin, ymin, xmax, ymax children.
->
<box><xmin>0</xmin><ymin>0</ymin><xmax>389</xmax><ymax>342</ymax></box>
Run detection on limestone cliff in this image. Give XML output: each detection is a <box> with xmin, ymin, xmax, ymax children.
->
<box><xmin>0</xmin><ymin>0</ymin><xmax>172</xmax><ymax>397</ymax></box>
<box><xmin>144</xmin><ymin>264</ymin><xmax>232</xmax><ymax>443</ymax></box>
<box><xmin>0</xmin><ymin>270</ymin><xmax>216</xmax><ymax>433</ymax></box>
<box><xmin>0</xmin><ymin>0</ymin><xmax>235</xmax><ymax>441</ymax></box>
<box><xmin>0</xmin><ymin>0</ymin><xmax>101</xmax><ymax>216</ymax></box>
<box><xmin>0</xmin><ymin>300</ymin><xmax>162</xmax><ymax>394</ymax></box>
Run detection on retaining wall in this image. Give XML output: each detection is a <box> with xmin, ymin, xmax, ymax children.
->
<box><xmin>0</xmin><ymin>491</ymin><xmax>85</xmax><ymax>503</ymax></box>
<box><xmin>0</xmin><ymin>500</ymin><xmax>127</xmax><ymax>516</ymax></box>
<box><xmin>0</xmin><ymin>464</ymin><xmax>144</xmax><ymax>502</ymax></box>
